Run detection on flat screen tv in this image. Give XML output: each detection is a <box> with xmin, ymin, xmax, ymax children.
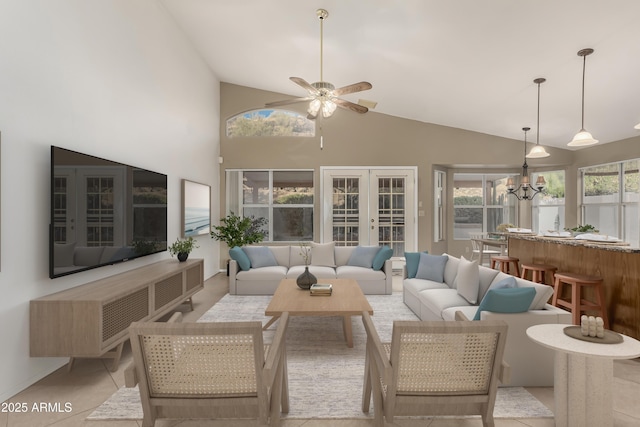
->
<box><xmin>50</xmin><ymin>146</ymin><xmax>168</xmax><ymax>278</ymax></box>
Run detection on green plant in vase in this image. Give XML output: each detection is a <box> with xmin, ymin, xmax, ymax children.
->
<box><xmin>168</xmin><ymin>236</ymin><xmax>199</xmax><ymax>262</ymax></box>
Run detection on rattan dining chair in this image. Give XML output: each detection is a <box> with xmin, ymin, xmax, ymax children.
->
<box><xmin>125</xmin><ymin>312</ymin><xmax>290</xmax><ymax>427</ymax></box>
<box><xmin>361</xmin><ymin>311</ymin><xmax>509</xmax><ymax>427</ymax></box>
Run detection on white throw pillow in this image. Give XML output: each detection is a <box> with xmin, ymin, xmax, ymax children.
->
<box><xmin>311</xmin><ymin>242</ymin><xmax>336</xmax><ymax>267</ymax></box>
<box><xmin>454</xmin><ymin>256</ymin><xmax>480</xmax><ymax>304</ymax></box>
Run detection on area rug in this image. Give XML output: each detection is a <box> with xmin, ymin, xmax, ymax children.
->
<box><xmin>88</xmin><ymin>294</ymin><xmax>553</xmax><ymax>420</ymax></box>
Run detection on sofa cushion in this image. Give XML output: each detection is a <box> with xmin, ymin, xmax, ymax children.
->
<box><xmin>243</xmin><ymin>246</ymin><xmax>278</xmax><ymax>268</ymax></box>
<box><xmin>230</xmin><ymin>246</ymin><xmax>251</xmax><ymax>271</ymax></box>
<box><xmin>404</xmin><ymin>251</ymin><xmax>427</xmax><ymax>279</ymax></box>
<box><xmin>287</xmin><ymin>265</ymin><xmax>337</xmax><ymax>280</ymax></box>
<box><xmin>415</xmin><ymin>253</ymin><xmax>448</xmax><ymax>283</ymax></box>
<box><xmin>269</xmin><ymin>246</ymin><xmax>291</xmax><ymax>267</ymax></box>
<box><xmin>236</xmin><ymin>265</ymin><xmax>288</xmax><ymax>281</ymax></box>
<box><xmin>403</xmin><ymin>278</ymin><xmax>449</xmax><ymax>299</ymax></box>
<box><xmin>454</xmin><ymin>256</ymin><xmax>480</xmax><ymax>304</ymax></box>
<box><xmin>334</xmin><ymin>246</ymin><xmax>355</xmax><ymax>266</ymax></box>
<box><xmin>336</xmin><ymin>265</ymin><xmax>386</xmax><ymax>280</ymax></box>
<box><xmin>348</xmin><ymin>245</ymin><xmax>381</xmax><ymax>268</ymax></box>
<box><xmin>473</xmin><ymin>287</ymin><xmax>536</xmax><ymax>320</ymax></box>
<box><xmin>477</xmin><ymin>265</ymin><xmax>501</xmax><ymax>300</ymax></box>
<box><xmin>372</xmin><ymin>245</ymin><xmax>393</xmax><ymax>270</ymax></box>
<box><xmin>311</xmin><ymin>242</ymin><xmax>336</xmax><ymax>267</ymax></box>
<box><xmin>443</xmin><ymin>254</ymin><xmax>460</xmax><ymax>288</ymax></box>
<box><xmin>418</xmin><ymin>288</ymin><xmax>470</xmax><ymax>319</ymax></box>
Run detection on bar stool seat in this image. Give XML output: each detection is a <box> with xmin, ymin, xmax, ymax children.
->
<box><xmin>552</xmin><ymin>272</ymin><xmax>609</xmax><ymax>328</ymax></box>
<box><xmin>521</xmin><ymin>263</ymin><xmax>557</xmax><ymax>285</ymax></box>
<box><xmin>490</xmin><ymin>255</ymin><xmax>520</xmax><ymax>276</ymax></box>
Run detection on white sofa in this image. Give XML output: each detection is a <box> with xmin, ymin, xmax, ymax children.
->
<box><xmin>403</xmin><ymin>253</ymin><xmax>571</xmax><ymax>387</ymax></box>
<box><xmin>228</xmin><ymin>244</ymin><xmax>392</xmax><ymax>295</ymax></box>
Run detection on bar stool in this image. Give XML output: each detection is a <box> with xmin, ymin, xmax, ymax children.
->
<box><xmin>552</xmin><ymin>272</ymin><xmax>609</xmax><ymax>328</ymax></box>
<box><xmin>490</xmin><ymin>255</ymin><xmax>520</xmax><ymax>276</ymax></box>
<box><xmin>521</xmin><ymin>263</ymin><xmax>557</xmax><ymax>285</ymax></box>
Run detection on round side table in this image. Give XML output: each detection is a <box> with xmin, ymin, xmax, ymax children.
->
<box><xmin>527</xmin><ymin>324</ymin><xmax>640</xmax><ymax>427</ymax></box>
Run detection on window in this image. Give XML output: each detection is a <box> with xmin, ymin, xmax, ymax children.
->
<box><xmin>226</xmin><ymin>109</ymin><xmax>315</xmax><ymax>137</ymax></box>
<box><xmin>227</xmin><ymin>170</ymin><xmax>314</xmax><ymax>242</ymax></box>
<box><xmin>453</xmin><ymin>173</ymin><xmax>516</xmax><ymax>239</ymax></box>
<box><xmin>532</xmin><ymin>170</ymin><xmax>565</xmax><ymax>233</ymax></box>
<box><xmin>580</xmin><ymin>160</ymin><xmax>639</xmax><ymax>246</ymax></box>
<box><xmin>434</xmin><ymin>170</ymin><xmax>445</xmax><ymax>242</ymax></box>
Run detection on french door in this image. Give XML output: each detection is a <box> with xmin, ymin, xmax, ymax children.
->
<box><xmin>321</xmin><ymin>167</ymin><xmax>417</xmax><ymax>257</ymax></box>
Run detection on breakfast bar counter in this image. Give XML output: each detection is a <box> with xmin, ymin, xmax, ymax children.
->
<box><xmin>508</xmin><ymin>234</ymin><xmax>640</xmax><ymax>340</ymax></box>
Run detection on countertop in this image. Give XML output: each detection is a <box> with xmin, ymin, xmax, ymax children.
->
<box><xmin>506</xmin><ymin>233</ymin><xmax>640</xmax><ymax>253</ymax></box>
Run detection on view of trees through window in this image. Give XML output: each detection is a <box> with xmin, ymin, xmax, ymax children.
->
<box><xmin>581</xmin><ymin>160</ymin><xmax>639</xmax><ymax>245</ymax></box>
<box><xmin>226</xmin><ymin>109</ymin><xmax>315</xmax><ymax>137</ymax></box>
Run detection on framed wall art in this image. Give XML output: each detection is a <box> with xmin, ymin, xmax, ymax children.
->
<box><xmin>182</xmin><ymin>179</ymin><xmax>211</xmax><ymax>238</ymax></box>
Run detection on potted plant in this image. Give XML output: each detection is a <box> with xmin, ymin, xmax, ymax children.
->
<box><xmin>168</xmin><ymin>236</ymin><xmax>199</xmax><ymax>262</ymax></box>
<box><xmin>211</xmin><ymin>212</ymin><xmax>267</xmax><ymax>274</ymax></box>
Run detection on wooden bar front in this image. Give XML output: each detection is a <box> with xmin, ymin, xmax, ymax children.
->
<box><xmin>508</xmin><ymin>235</ymin><xmax>640</xmax><ymax>340</ymax></box>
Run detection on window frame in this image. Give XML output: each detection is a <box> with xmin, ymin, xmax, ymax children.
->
<box><xmin>226</xmin><ymin>169</ymin><xmax>315</xmax><ymax>243</ymax></box>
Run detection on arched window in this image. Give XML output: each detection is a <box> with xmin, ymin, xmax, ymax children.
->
<box><xmin>226</xmin><ymin>109</ymin><xmax>315</xmax><ymax>137</ymax></box>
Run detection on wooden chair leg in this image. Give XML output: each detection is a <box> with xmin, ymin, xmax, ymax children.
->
<box><xmin>362</xmin><ymin>347</ymin><xmax>372</xmax><ymax>412</ymax></box>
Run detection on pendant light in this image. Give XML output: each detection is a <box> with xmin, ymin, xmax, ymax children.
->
<box><xmin>507</xmin><ymin>127</ymin><xmax>546</xmax><ymax>200</ymax></box>
<box><xmin>526</xmin><ymin>78</ymin><xmax>550</xmax><ymax>158</ymax></box>
<box><xmin>568</xmin><ymin>48</ymin><xmax>598</xmax><ymax>147</ymax></box>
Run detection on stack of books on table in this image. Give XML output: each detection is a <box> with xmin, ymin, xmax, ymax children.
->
<box><xmin>310</xmin><ymin>283</ymin><xmax>332</xmax><ymax>296</ymax></box>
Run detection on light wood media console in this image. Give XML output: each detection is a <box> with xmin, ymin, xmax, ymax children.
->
<box><xmin>30</xmin><ymin>258</ymin><xmax>204</xmax><ymax>371</ymax></box>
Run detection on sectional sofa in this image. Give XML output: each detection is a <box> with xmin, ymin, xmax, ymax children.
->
<box><xmin>228</xmin><ymin>242</ymin><xmax>393</xmax><ymax>295</ymax></box>
<box><xmin>403</xmin><ymin>253</ymin><xmax>571</xmax><ymax>387</ymax></box>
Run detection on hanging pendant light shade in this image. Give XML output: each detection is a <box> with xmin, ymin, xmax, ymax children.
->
<box><xmin>527</xmin><ymin>78</ymin><xmax>550</xmax><ymax>158</ymax></box>
<box><xmin>569</xmin><ymin>48</ymin><xmax>598</xmax><ymax>147</ymax></box>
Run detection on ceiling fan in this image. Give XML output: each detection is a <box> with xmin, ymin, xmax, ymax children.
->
<box><xmin>265</xmin><ymin>9</ymin><xmax>373</xmax><ymax>120</ymax></box>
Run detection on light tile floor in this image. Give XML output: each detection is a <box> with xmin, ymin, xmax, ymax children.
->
<box><xmin>3</xmin><ymin>273</ymin><xmax>640</xmax><ymax>427</ymax></box>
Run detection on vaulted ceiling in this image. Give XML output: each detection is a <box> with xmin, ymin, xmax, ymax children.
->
<box><xmin>162</xmin><ymin>0</ymin><xmax>640</xmax><ymax>149</ymax></box>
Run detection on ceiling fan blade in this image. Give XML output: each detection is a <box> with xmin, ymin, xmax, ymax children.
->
<box><xmin>307</xmin><ymin>111</ymin><xmax>318</xmax><ymax>120</ymax></box>
<box><xmin>334</xmin><ymin>98</ymin><xmax>369</xmax><ymax>114</ymax></box>
<box><xmin>333</xmin><ymin>81</ymin><xmax>372</xmax><ymax>96</ymax></box>
<box><xmin>265</xmin><ymin>97</ymin><xmax>312</xmax><ymax>108</ymax></box>
<box><xmin>290</xmin><ymin>76</ymin><xmax>319</xmax><ymax>94</ymax></box>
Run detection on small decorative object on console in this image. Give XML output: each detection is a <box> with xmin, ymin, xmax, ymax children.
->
<box><xmin>168</xmin><ymin>236</ymin><xmax>199</xmax><ymax>262</ymax></box>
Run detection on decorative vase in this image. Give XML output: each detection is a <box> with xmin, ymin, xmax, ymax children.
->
<box><xmin>296</xmin><ymin>266</ymin><xmax>317</xmax><ymax>290</ymax></box>
<box><xmin>177</xmin><ymin>252</ymin><xmax>189</xmax><ymax>262</ymax></box>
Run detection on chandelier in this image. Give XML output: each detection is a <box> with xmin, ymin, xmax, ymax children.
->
<box><xmin>507</xmin><ymin>127</ymin><xmax>546</xmax><ymax>200</ymax></box>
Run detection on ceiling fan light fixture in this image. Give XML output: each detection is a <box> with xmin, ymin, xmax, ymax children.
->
<box><xmin>569</xmin><ymin>48</ymin><xmax>598</xmax><ymax>147</ymax></box>
<box><xmin>634</xmin><ymin>123</ymin><xmax>640</xmax><ymax>130</ymax></box>
<box><xmin>322</xmin><ymin>99</ymin><xmax>337</xmax><ymax>118</ymax></box>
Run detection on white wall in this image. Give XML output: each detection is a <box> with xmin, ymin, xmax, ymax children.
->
<box><xmin>0</xmin><ymin>0</ymin><xmax>220</xmax><ymax>402</ymax></box>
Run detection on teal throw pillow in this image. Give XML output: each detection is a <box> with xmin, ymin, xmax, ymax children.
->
<box><xmin>372</xmin><ymin>245</ymin><xmax>393</xmax><ymax>270</ymax></box>
<box><xmin>347</xmin><ymin>245</ymin><xmax>382</xmax><ymax>268</ymax></box>
<box><xmin>415</xmin><ymin>253</ymin><xmax>448</xmax><ymax>283</ymax></box>
<box><xmin>404</xmin><ymin>251</ymin><xmax>428</xmax><ymax>279</ymax></box>
<box><xmin>229</xmin><ymin>246</ymin><xmax>251</xmax><ymax>271</ymax></box>
<box><xmin>473</xmin><ymin>287</ymin><xmax>536</xmax><ymax>321</ymax></box>
<box><xmin>488</xmin><ymin>276</ymin><xmax>517</xmax><ymax>291</ymax></box>
<box><xmin>242</xmin><ymin>246</ymin><xmax>278</xmax><ymax>268</ymax></box>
